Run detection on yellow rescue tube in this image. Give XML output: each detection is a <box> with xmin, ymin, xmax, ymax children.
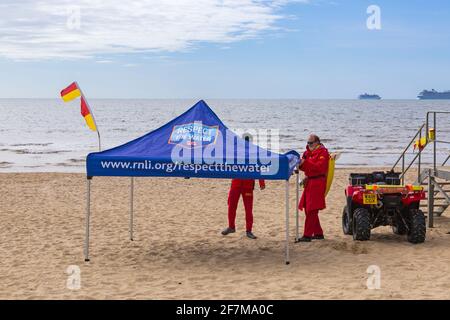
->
<box><xmin>325</xmin><ymin>153</ymin><xmax>340</xmax><ymax>196</ymax></box>
<box><xmin>414</xmin><ymin>136</ymin><xmax>427</xmax><ymax>150</ymax></box>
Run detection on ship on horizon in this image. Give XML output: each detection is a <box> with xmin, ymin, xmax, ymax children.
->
<box><xmin>358</xmin><ymin>93</ymin><xmax>381</xmax><ymax>100</ymax></box>
<box><xmin>418</xmin><ymin>89</ymin><xmax>450</xmax><ymax>100</ymax></box>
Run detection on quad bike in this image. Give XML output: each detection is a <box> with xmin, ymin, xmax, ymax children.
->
<box><xmin>342</xmin><ymin>171</ymin><xmax>426</xmax><ymax>243</ymax></box>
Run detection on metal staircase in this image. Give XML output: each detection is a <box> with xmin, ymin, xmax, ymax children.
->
<box><xmin>391</xmin><ymin>111</ymin><xmax>450</xmax><ymax>227</ymax></box>
<box><xmin>417</xmin><ymin>168</ymin><xmax>450</xmax><ymax>227</ymax></box>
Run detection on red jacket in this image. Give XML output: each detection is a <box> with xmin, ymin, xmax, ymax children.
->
<box><xmin>231</xmin><ymin>179</ymin><xmax>265</xmax><ymax>190</ymax></box>
<box><xmin>298</xmin><ymin>144</ymin><xmax>329</xmax><ymax>211</ymax></box>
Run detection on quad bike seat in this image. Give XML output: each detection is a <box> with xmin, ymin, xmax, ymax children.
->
<box><xmin>349</xmin><ymin>171</ymin><xmax>401</xmax><ymax>186</ymax></box>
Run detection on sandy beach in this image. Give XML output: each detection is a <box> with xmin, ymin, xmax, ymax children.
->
<box><xmin>1</xmin><ymin>168</ymin><xmax>450</xmax><ymax>300</ymax></box>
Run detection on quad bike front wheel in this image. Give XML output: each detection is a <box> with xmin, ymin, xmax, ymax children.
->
<box><xmin>353</xmin><ymin>208</ymin><xmax>371</xmax><ymax>241</ymax></box>
<box><xmin>407</xmin><ymin>209</ymin><xmax>426</xmax><ymax>244</ymax></box>
<box><xmin>392</xmin><ymin>221</ymin><xmax>408</xmax><ymax>235</ymax></box>
<box><xmin>342</xmin><ymin>206</ymin><xmax>353</xmax><ymax>235</ymax></box>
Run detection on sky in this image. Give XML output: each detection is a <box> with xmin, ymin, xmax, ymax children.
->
<box><xmin>0</xmin><ymin>0</ymin><xmax>449</xmax><ymax>99</ymax></box>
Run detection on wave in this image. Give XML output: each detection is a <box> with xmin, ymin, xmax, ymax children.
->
<box><xmin>55</xmin><ymin>162</ymin><xmax>84</xmax><ymax>167</ymax></box>
<box><xmin>10</xmin><ymin>143</ymin><xmax>53</xmax><ymax>147</ymax></box>
<box><xmin>68</xmin><ymin>158</ymin><xmax>85</xmax><ymax>163</ymax></box>
<box><xmin>9</xmin><ymin>149</ymin><xmax>70</xmax><ymax>155</ymax></box>
<box><xmin>0</xmin><ymin>161</ymin><xmax>13</xmax><ymax>168</ymax></box>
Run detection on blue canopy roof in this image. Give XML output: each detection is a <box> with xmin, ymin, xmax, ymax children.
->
<box><xmin>86</xmin><ymin>100</ymin><xmax>300</xmax><ymax>180</ymax></box>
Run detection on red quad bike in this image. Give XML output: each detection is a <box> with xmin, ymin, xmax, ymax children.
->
<box><xmin>342</xmin><ymin>171</ymin><xmax>426</xmax><ymax>243</ymax></box>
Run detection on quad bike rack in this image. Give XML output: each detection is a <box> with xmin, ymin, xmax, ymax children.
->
<box><xmin>391</xmin><ymin>111</ymin><xmax>450</xmax><ymax>227</ymax></box>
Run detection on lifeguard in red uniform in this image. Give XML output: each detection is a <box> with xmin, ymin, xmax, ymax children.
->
<box><xmin>222</xmin><ymin>179</ymin><xmax>265</xmax><ymax>239</ymax></box>
<box><xmin>297</xmin><ymin>134</ymin><xmax>329</xmax><ymax>242</ymax></box>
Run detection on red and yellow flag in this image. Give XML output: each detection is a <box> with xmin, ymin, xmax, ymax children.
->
<box><xmin>80</xmin><ymin>97</ymin><xmax>97</xmax><ymax>131</ymax></box>
<box><xmin>60</xmin><ymin>82</ymin><xmax>97</xmax><ymax>132</ymax></box>
<box><xmin>61</xmin><ymin>82</ymin><xmax>81</xmax><ymax>102</ymax></box>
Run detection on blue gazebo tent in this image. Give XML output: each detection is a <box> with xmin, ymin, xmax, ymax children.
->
<box><xmin>84</xmin><ymin>100</ymin><xmax>300</xmax><ymax>264</ymax></box>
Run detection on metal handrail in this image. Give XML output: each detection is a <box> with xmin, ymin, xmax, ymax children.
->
<box><xmin>442</xmin><ymin>153</ymin><xmax>450</xmax><ymax>167</ymax></box>
<box><xmin>390</xmin><ymin>123</ymin><xmax>425</xmax><ymax>184</ymax></box>
<box><xmin>426</xmin><ymin>111</ymin><xmax>450</xmax><ymax>174</ymax></box>
<box><xmin>391</xmin><ymin>123</ymin><xmax>425</xmax><ymax>169</ymax></box>
<box><xmin>392</xmin><ymin>111</ymin><xmax>450</xmax><ymax>184</ymax></box>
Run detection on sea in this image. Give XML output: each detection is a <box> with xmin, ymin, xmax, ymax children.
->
<box><xmin>1</xmin><ymin>99</ymin><xmax>450</xmax><ymax>172</ymax></box>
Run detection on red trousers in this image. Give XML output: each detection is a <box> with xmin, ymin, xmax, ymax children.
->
<box><xmin>303</xmin><ymin>209</ymin><xmax>323</xmax><ymax>237</ymax></box>
<box><xmin>228</xmin><ymin>188</ymin><xmax>254</xmax><ymax>232</ymax></box>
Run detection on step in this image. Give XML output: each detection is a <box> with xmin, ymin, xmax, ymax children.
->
<box><xmin>420</xmin><ymin>203</ymin><xmax>448</xmax><ymax>208</ymax></box>
<box><xmin>421</xmin><ymin>210</ymin><xmax>447</xmax><ymax>215</ymax></box>
<box><xmin>421</xmin><ymin>182</ymin><xmax>450</xmax><ymax>186</ymax></box>
<box><xmin>424</xmin><ymin>197</ymin><xmax>449</xmax><ymax>200</ymax></box>
<box><xmin>422</xmin><ymin>209</ymin><xmax>446</xmax><ymax>216</ymax></box>
<box><xmin>424</xmin><ymin>190</ymin><xmax>450</xmax><ymax>194</ymax></box>
<box><xmin>422</xmin><ymin>206</ymin><xmax>446</xmax><ymax>212</ymax></box>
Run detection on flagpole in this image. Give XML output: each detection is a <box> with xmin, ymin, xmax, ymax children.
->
<box><xmin>97</xmin><ymin>131</ymin><xmax>101</xmax><ymax>152</ymax></box>
<box><xmin>76</xmin><ymin>82</ymin><xmax>102</xmax><ymax>152</ymax></box>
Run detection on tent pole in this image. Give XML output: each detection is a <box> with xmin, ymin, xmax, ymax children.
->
<box><xmin>285</xmin><ymin>180</ymin><xmax>290</xmax><ymax>265</ymax></box>
<box><xmin>295</xmin><ymin>171</ymin><xmax>300</xmax><ymax>242</ymax></box>
<box><xmin>130</xmin><ymin>177</ymin><xmax>134</xmax><ymax>241</ymax></box>
<box><xmin>85</xmin><ymin>178</ymin><xmax>92</xmax><ymax>262</ymax></box>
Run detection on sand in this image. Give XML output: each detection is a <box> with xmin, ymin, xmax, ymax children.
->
<box><xmin>1</xmin><ymin>168</ymin><xmax>450</xmax><ymax>300</ymax></box>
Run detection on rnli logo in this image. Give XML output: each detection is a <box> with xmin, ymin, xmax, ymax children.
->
<box><xmin>169</xmin><ymin>122</ymin><xmax>219</xmax><ymax>148</ymax></box>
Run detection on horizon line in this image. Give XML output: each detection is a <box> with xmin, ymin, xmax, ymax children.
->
<box><xmin>0</xmin><ymin>97</ymin><xmax>424</xmax><ymax>100</ymax></box>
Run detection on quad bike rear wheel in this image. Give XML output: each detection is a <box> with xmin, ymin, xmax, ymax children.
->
<box><xmin>353</xmin><ymin>208</ymin><xmax>371</xmax><ymax>241</ymax></box>
<box><xmin>342</xmin><ymin>206</ymin><xmax>353</xmax><ymax>235</ymax></box>
<box><xmin>407</xmin><ymin>209</ymin><xmax>426</xmax><ymax>244</ymax></box>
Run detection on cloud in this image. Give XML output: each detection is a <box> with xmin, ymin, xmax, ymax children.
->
<box><xmin>123</xmin><ymin>63</ymin><xmax>139</xmax><ymax>67</ymax></box>
<box><xmin>0</xmin><ymin>0</ymin><xmax>306</xmax><ymax>60</ymax></box>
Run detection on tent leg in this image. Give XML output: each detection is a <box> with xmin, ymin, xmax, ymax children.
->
<box><xmin>130</xmin><ymin>177</ymin><xmax>134</xmax><ymax>241</ymax></box>
<box><xmin>295</xmin><ymin>172</ymin><xmax>300</xmax><ymax>242</ymax></box>
<box><xmin>285</xmin><ymin>180</ymin><xmax>290</xmax><ymax>265</ymax></box>
<box><xmin>84</xmin><ymin>178</ymin><xmax>91</xmax><ymax>262</ymax></box>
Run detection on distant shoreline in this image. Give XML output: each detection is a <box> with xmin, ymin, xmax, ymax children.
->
<box><xmin>0</xmin><ymin>98</ymin><xmax>440</xmax><ymax>101</ymax></box>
